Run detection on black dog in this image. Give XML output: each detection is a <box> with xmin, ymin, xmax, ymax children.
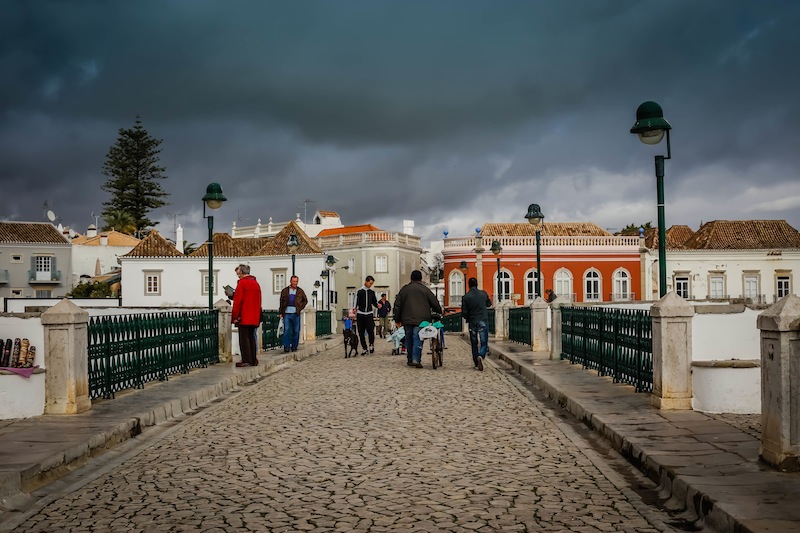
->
<box><xmin>343</xmin><ymin>329</ymin><xmax>359</xmax><ymax>358</ymax></box>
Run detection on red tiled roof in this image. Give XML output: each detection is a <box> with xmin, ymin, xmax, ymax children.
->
<box><xmin>644</xmin><ymin>225</ymin><xmax>695</xmax><ymax>250</ymax></box>
<box><xmin>317</xmin><ymin>210</ymin><xmax>340</xmax><ymax>218</ymax></box>
<box><xmin>122</xmin><ymin>230</ymin><xmax>183</xmax><ymax>257</ymax></box>
<box><xmin>0</xmin><ymin>222</ymin><xmax>69</xmax><ymax>244</ymax></box>
<box><xmin>684</xmin><ymin>220</ymin><xmax>800</xmax><ymax>250</ymax></box>
<box><xmin>72</xmin><ymin>230</ymin><xmax>140</xmax><ymax>247</ymax></box>
<box><xmin>190</xmin><ymin>233</ymin><xmax>243</xmax><ymax>257</ymax></box>
<box><xmin>480</xmin><ymin>222</ymin><xmax>610</xmax><ymax>237</ymax></box>
<box><xmin>316</xmin><ymin>224</ymin><xmax>383</xmax><ymax>237</ymax></box>
<box><xmin>255</xmin><ymin>220</ymin><xmax>322</xmax><ymax>255</ymax></box>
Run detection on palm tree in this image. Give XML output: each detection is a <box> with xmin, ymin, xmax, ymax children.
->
<box><xmin>102</xmin><ymin>210</ymin><xmax>137</xmax><ymax>235</ymax></box>
<box><xmin>183</xmin><ymin>240</ymin><xmax>198</xmax><ymax>254</ymax></box>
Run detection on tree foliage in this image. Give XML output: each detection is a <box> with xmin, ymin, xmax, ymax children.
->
<box><xmin>619</xmin><ymin>222</ymin><xmax>653</xmax><ymax>236</ymax></box>
<box><xmin>68</xmin><ymin>281</ymin><xmax>112</xmax><ymax>298</ymax></box>
<box><xmin>102</xmin><ymin>209</ymin><xmax>137</xmax><ymax>234</ymax></box>
<box><xmin>101</xmin><ymin>116</ymin><xmax>170</xmax><ymax>233</ymax></box>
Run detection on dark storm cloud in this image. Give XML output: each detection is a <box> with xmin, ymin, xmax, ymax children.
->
<box><xmin>1</xmin><ymin>1</ymin><xmax>799</xmax><ymax>244</ymax></box>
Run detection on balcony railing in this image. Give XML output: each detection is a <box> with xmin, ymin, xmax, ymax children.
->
<box><xmin>316</xmin><ymin>231</ymin><xmax>421</xmax><ymax>249</ymax></box>
<box><xmin>444</xmin><ymin>235</ymin><xmax>640</xmax><ymax>249</ymax></box>
<box><xmin>28</xmin><ymin>270</ymin><xmax>62</xmax><ymax>283</ymax></box>
<box><xmin>611</xmin><ymin>292</ymin><xmax>636</xmax><ymax>302</ymax></box>
<box><xmin>740</xmin><ymin>294</ymin><xmax>767</xmax><ymax>305</ymax></box>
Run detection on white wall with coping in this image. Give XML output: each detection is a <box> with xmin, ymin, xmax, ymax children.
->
<box><xmin>4</xmin><ymin>298</ymin><xmax>121</xmax><ymax>313</ymax></box>
<box><xmin>0</xmin><ymin>315</ymin><xmax>46</xmax><ymax>419</ymax></box>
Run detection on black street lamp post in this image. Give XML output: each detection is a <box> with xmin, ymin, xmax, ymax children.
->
<box><xmin>630</xmin><ymin>101</ymin><xmax>672</xmax><ymax>297</ymax></box>
<box><xmin>490</xmin><ymin>240</ymin><xmax>502</xmax><ymax>303</ymax></box>
<box><xmin>320</xmin><ymin>269</ymin><xmax>329</xmax><ymax>310</ymax></box>
<box><xmin>202</xmin><ymin>183</ymin><xmax>226</xmax><ymax>310</ymax></box>
<box><xmin>524</xmin><ymin>204</ymin><xmax>545</xmax><ymax>298</ymax></box>
<box><xmin>287</xmin><ymin>234</ymin><xmax>299</xmax><ymax>277</ymax></box>
<box><xmin>313</xmin><ymin>280</ymin><xmax>321</xmax><ymax>310</ymax></box>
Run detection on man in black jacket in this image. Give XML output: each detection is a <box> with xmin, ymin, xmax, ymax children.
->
<box><xmin>394</xmin><ymin>270</ymin><xmax>442</xmax><ymax>368</ymax></box>
<box><xmin>461</xmin><ymin>277</ymin><xmax>492</xmax><ymax>371</ymax></box>
<box><xmin>354</xmin><ymin>276</ymin><xmax>379</xmax><ymax>355</ymax></box>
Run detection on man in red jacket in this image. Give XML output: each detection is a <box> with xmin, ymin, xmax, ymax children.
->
<box><xmin>232</xmin><ymin>264</ymin><xmax>262</xmax><ymax>367</ymax></box>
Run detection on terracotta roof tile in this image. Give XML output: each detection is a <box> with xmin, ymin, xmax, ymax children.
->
<box><xmin>317</xmin><ymin>210</ymin><xmax>340</xmax><ymax>218</ymax></box>
<box><xmin>255</xmin><ymin>220</ymin><xmax>323</xmax><ymax>255</ymax></box>
<box><xmin>317</xmin><ymin>224</ymin><xmax>383</xmax><ymax>237</ymax></box>
<box><xmin>684</xmin><ymin>220</ymin><xmax>800</xmax><ymax>249</ymax></box>
<box><xmin>0</xmin><ymin>222</ymin><xmax>69</xmax><ymax>244</ymax></box>
<box><xmin>643</xmin><ymin>225</ymin><xmax>695</xmax><ymax>250</ymax></box>
<box><xmin>122</xmin><ymin>230</ymin><xmax>184</xmax><ymax>257</ymax></box>
<box><xmin>235</xmin><ymin>237</ymin><xmax>272</xmax><ymax>256</ymax></box>
<box><xmin>480</xmin><ymin>222</ymin><xmax>610</xmax><ymax>237</ymax></box>
<box><xmin>189</xmin><ymin>233</ymin><xmax>243</xmax><ymax>257</ymax></box>
<box><xmin>72</xmin><ymin>230</ymin><xmax>141</xmax><ymax>247</ymax></box>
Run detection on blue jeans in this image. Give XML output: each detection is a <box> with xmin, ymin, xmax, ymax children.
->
<box><xmin>282</xmin><ymin>313</ymin><xmax>301</xmax><ymax>350</ymax></box>
<box><xmin>468</xmin><ymin>320</ymin><xmax>488</xmax><ymax>367</ymax></box>
<box><xmin>403</xmin><ymin>325</ymin><xmax>423</xmax><ymax>364</ymax></box>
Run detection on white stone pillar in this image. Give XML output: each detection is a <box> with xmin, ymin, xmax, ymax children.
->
<box><xmin>303</xmin><ymin>307</ymin><xmax>317</xmax><ymax>341</ymax></box>
<box><xmin>531</xmin><ymin>297</ymin><xmax>549</xmax><ymax>352</ymax></box>
<box><xmin>41</xmin><ymin>299</ymin><xmax>91</xmax><ymax>415</ymax></box>
<box><xmin>757</xmin><ymin>295</ymin><xmax>800</xmax><ymax>471</ymax></box>
<box><xmin>215</xmin><ymin>299</ymin><xmax>232</xmax><ymax>363</ymax></box>
<box><xmin>494</xmin><ymin>300</ymin><xmax>511</xmax><ymax>340</ymax></box>
<box><xmin>650</xmin><ymin>292</ymin><xmax>694</xmax><ymax>410</ymax></box>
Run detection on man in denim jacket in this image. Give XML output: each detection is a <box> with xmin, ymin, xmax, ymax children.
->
<box><xmin>461</xmin><ymin>277</ymin><xmax>492</xmax><ymax>371</ymax></box>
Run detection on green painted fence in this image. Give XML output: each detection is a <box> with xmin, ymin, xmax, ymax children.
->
<box><xmin>508</xmin><ymin>307</ymin><xmax>531</xmax><ymax>345</ymax></box>
<box><xmin>260</xmin><ymin>310</ymin><xmax>281</xmax><ymax>350</ymax></box>
<box><xmin>561</xmin><ymin>306</ymin><xmax>653</xmax><ymax>393</ymax></box>
<box><xmin>441</xmin><ymin>312</ymin><xmax>463</xmax><ymax>332</ymax></box>
<box><xmin>488</xmin><ymin>308</ymin><xmax>495</xmax><ymax>335</ymax></box>
<box><xmin>316</xmin><ymin>310</ymin><xmax>332</xmax><ymax>336</ymax></box>
<box><xmin>88</xmin><ymin>309</ymin><xmax>218</xmax><ymax>400</ymax></box>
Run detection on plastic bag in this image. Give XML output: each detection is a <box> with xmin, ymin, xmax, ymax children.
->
<box><xmin>418</xmin><ymin>325</ymin><xmax>439</xmax><ymax>339</ymax></box>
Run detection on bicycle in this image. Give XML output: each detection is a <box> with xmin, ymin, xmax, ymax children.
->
<box><xmin>419</xmin><ymin>314</ymin><xmax>445</xmax><ymax>369</ymax></box>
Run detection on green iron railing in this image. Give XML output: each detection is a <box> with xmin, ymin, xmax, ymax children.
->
<box><xmin>441</xmin><ymin>312</ymin><xmax>463</xmax><ymax>332</ymax></box>
<box><xmin>561</xmin><ymin>306</ymin><xmax>653</xmax><ymax>393</ymax></box>
<box><xmin>260</xmin><ymin>310</ymin><xmax>281</xmax><ymax>350</ymax></box>
<box><xmin>88</xmin><ymin>310</ymin><xmax>219</xmax><ymax>400</ymax></box>
<box><xmin>508</xmin><ymin>307</ymin><xmax>531</xmax><ymax>345</ymax></box>
<box><xmin>488</xmin><ymin>308</ymin><xmax>495</xmax><ymax>335</ymax></box>
<box><xmin>316</xmin><ymin>310</ymin><xmax>332</xmax><ymax>336</ymax></box>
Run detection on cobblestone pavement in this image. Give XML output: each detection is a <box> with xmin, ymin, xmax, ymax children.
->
<box><xmin>10</xmin><ymin>339</ymin><xmax>678</xmax><ymax>532</ymax></box>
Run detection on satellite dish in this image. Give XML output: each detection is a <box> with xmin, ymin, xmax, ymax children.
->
<box><xmin>47</xmin><ymin>210</ymin><xmax>56</xmax><ymax>222</ymax></box>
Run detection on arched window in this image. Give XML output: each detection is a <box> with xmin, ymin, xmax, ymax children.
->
<box><xmin>584</xmin><ymin>269</ymin><xmax>601</xmax><ymax>302</ymax></box>
<box><xmin>449</xmin><ymin>270</ymin><xmax>465</xmax><ymax>307</ymax></box>
<box><xmin>612</xmin><ymin>269</ymin><xmax>631</xmax><ymax>301</ymax></box>
<box><xmin>554</xmin><ymin>269</ymin><xmax>573</xmax><ymax>302</ymax></box>
<box><xmin>494</xmin><ymin>269</ymin><xmax>513</xmax><ymax>301</ymax></box>
<box><xmin>525</xmin><ymin>270</ymin><xmax>537</xmax><ymax>303</ymax></box>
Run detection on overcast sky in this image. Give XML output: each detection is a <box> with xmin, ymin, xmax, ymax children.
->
<box><xmin>2</xmin><ymin>1</ymin><xmax>799</xmax><ymax>247</ymax></box>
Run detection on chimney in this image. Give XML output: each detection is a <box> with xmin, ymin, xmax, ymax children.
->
<box><xmin>403</xmin><ymin>220</ymin><xmax>415</xmax><ymax>235</ymax></box>
<box><xmin>100</xmin><ymin>233</ymin><xmax>108</xmax><ymax>246</ymax></box>
<box><xmin>176</xmin><ymin>224</ymin><xmax>184</xmax><ymax>253</ymax></box>
<box><xmin>86</xmin><ymin>224</ymin><xmax>98</xmax><ymax>238</ymax></box>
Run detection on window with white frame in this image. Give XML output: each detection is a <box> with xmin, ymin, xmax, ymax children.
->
<box><xmin>201</xmin><ymin>270</ymin><xmax>218</xmax><ymax>295</ymax></box>
<box><xmin>144</xmin><ymin>271</ymin><xmax>161</xmax><ymax>295</ymax></box>
<box><xmin>709</xmin><ymin>274</ymin><xmax>725</xmax><ymax>299</ymax></box>
<box><xmin>777</xmin><ymin>275</ymin><xmax>791</xmax><ymax>298</ymax></box>
<box><xmin>376</xmin><ymin>255</ymin><xmax>388</xmax><ymax>273</ymax></box>
<box><xmin>743</xmin><ymin>274</ymin><xmax>759</xmax><ymax>300</ymax></box>
<box><xmin>273</xmin><ymin>272</ymin><xmax>286</xmax><ymax>293</ymax></box>
<box><xmin>348</xmin><ymin>258</ymin><xmax>355</xmax><ymax>272</ymax></box>
<box><xmin>449</xmin><ymin>270</ymin><xmax>464</xmax><ymax>307</ymax></box>
<box><xmin>612</xmin><ymin>269</ymin><xmax>631</xmax><ymax>301</ymax></box>
<box><xmin>584</xmin><ymin>270</ymin><xmax>601</xmax><ymax>301</ymax></box>
<box><xmin>525</xmin><ymin>271</ymin><xmax>537</xmax><ymax>301</ymax></box>
<box><xmin>10</xmin><ymin>289</ymin><xmax>23</xmax><ymax>298</ymax></box>
<box><xmin>35</xmin><ymin>290</ymin><xmax>51</xmax><ymax>298</ymax></box>
<box><xmin>495</xmin><ymin>270</ymin><xmax>512</xmax><ymax>301</ymax></box>
<box><xmin>675</xmin><ymin>275</ymin><xmax>690</xmax><ymax>299</ymax></box>
<box><xmin>555</xmin><ymin>269</ymin><xmax>573</xmax><ymax>302</ymax></box>
<box><xmin>347</xmin><ymin>290</ymin><xmax>357</xmax><ymax>309</ymax></box>
<box><xmin>11</xmin><ymin>254</ymin><xmax>22</xmax><ymax>263</ymax></box>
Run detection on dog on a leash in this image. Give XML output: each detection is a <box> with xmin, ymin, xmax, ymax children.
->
<box><xmin>343</xmin><ymin>329</ymin><xmax>359</xmax><ymax>358</ymax></box>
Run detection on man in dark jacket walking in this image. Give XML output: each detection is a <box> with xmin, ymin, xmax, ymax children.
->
<box><xmin>279</xmin><ymin>275</ymin><xmax>308</xmax><ymax>353</ymax></box>
<box><xmin>393</xmin><ymin>270</ymin><xmax>442</xmax><ymax>368</ymax></box>
<box><xmin>232</xmin><ymin>264</ymin><xmax>262</xmax><ymax>367</ymax></box>
<box><xmin>461</xmin><ymin>277</ymin><xmax>492</xmax><ymax>370</ymax></box>
<box><xmin>354</xmin><ymin>275</ymin><xmax>379</xmax><ymax>355</ymax></box>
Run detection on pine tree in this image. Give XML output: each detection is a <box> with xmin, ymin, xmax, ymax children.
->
<box><xmin>101</xmin><ymin>116</ymin><xmax>170</xmax><ymax>232</ymax></box>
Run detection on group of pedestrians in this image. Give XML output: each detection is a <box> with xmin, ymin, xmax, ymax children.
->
<box><xmin>230</xmin><ymin>264</ymin><xmax>494</xmax><ymax>372</ymax></box>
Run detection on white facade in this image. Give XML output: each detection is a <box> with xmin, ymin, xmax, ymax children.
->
<box><xmin>120</xmin><ymin>254</ymin><xmax>325</xmax><ymax>309</ymax></box>
<box><xmin>232</xmin><ymin>211</ymin><xmax>343</xmax><ymax>239</ymax></box>
<box><xmin>642</xmin><ymin>249</ymin><xmax>800</xmax><ymax>303</ymax></box>
<box><xmin>72</xmin><ymin>241</ymin><xmax>137</xmax><ymax>285</ymax></box>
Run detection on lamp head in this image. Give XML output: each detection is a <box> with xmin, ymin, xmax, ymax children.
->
<box><xmin>320</xmin><ymin>269</ymin><xmax>328</xmax><ymax>279</ymax></box>
<box><xmin>458</xmin><ymin>260</ymin><xmax>468</xmax><ymax>273</ymax></box>
<box><xmin>325</xmin><ymin>255</ymin><xmax>336</xmax><ymax>267</ymax></box>
<box><xmin>202</xmin><ymin>183</ymin><xmax>227</xmax><ymax>210</ymax></box>
<box><xmin>630</xmin><ymin>101</ymin><xmax>671</xmax><ymax>145</ymax></box>
<box><xmin>525</xmin><ymin>204</ymin><xmax>545</xmax><ymax>225</ymax></box>
<box><xmin>490</xmin><ymin>240</ymin><xmax>502</xmax><ymax>256</ymax></box>
<box><xmin>287</xmin><ymin>234</ymin><xmax>300</xmax><ymax>253</ymax></box>
<box><xmin>314</xmin><ymin>280</ymin><xmax>320</xmax><ymax>288</ymax></box>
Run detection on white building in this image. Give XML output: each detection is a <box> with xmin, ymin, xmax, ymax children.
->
<box><xmin>119</xmin><ymin>222</ymin><xmax>325</xmax><ymax>309</ymax></box>
<box><xmin>641</xmin><ymin>220</ymin><xmax>800</xmax><ymax>303</ymax></box>
<box><xmin>231</xmin><ymin>210</ymin><xmax>343</xmax><ymax>239</ymax></box>
<box><xmin>71</xmin><ymin>225</ymin><xmax>140</xmax><ymax>286</ymax></box>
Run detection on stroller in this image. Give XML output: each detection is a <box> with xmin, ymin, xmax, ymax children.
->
<box><xmin>387</xmin><ymin>326</ymin><xmax>406</xmax><ymax>355</ymax></box>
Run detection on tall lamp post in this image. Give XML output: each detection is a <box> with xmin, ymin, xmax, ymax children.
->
<box><xmin>313</xmin><ymin>281</ymin><xmax>321</xmax><ymax>310</ymax></box>
<box><xmin>287</xmin><ymin>234</ymin><xmax>299</xmax><ymax>277</ymax></box>
<box><xmin>630</xmin><ymin>101</ymin><xmax>672</xmax><ymax>297</ymax></box>
<box><xmin>325</xmin><ymin>255</ymin><xmax>337</xmax><ymax>309</ymax></box>
<box><xmin>202</xmin><ymin>183</ymin><xmax>227</xmax><ymax>309</ymax></box>
<box><xmin>490</xmin><ymin>240</ymin><xmax>502</xmax><ymax>304</ymax></box>
<box><xmin>320</xmin><ymin>269</ymin><xmax>329</xmax><ymax>310</ymax></box>
<box><xmin>524</xmin><ymin>204</ymin><xmax>544</xmax><ymax>298</ymax></box>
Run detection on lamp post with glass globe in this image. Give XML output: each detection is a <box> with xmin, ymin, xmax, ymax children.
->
<box><xmin>490</xmin><ymin>240</ymin><xmax>502</xmax><ymax>304</ymax></box>
<box><xmin>287</xmin><ymin>234</ymin><xmax>299</xmax><ymax>277</ymax></box>
<box><xmin>630</xmin><ymin>101</ymin><xmax>672</xmax><ymax>297</ymax></box>
<box><xmin>524</xmin><ymin>204</ymin><xmax>544</xmax><ymax>298</ymax></box>
<box><xmin>202</xmin><ymin>183</ymin><xmax>226</xmax><ymax>309</ymax></box>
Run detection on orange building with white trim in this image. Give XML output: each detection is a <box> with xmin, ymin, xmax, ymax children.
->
<box><xmin>442</xmin><ymin>222</ymin><xmax>642</xmax><ymax>308</ymax></box>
